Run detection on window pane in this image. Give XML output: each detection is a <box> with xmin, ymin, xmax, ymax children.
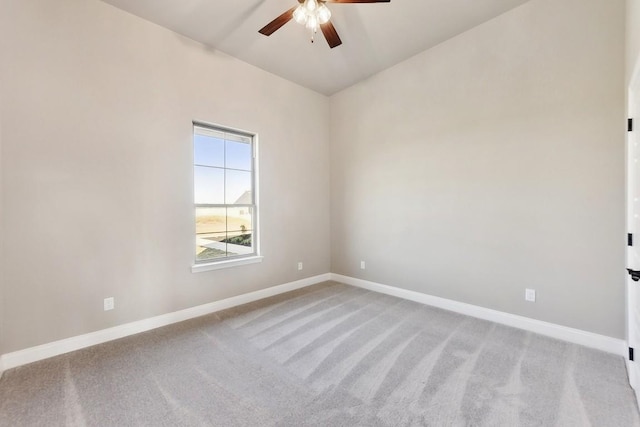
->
<box><xmin>194</xmin><ymin>134</ymin><xmax>224</xmax><ymax>167</ymax></box>
<box><xmin>196</xmin><ymin>231</ymin><xmax>227</xmax><ymax>261</ymax></box>
<box><xmin>195</xmin><ymin>207</ymin><xmax>226</xmax><ymax>235</ymax></box>
<box><xmin>226</xmin><ymin>207</ymin><xmax>254</xmax><ymax>255</ymax></box>
<box><xmin>225</xmin><ymin>170</ymin><xmax>252</xmax><ymax>204</ymax></box>
<box><xmin>225</xmin><ymin>139</ymin><xmax>252</xmax><ymax>171</ymax></box>
<box><xmin>194</xmin><ymin>166</ymin><xmax>224</xmax><ymax>204</ymax></box>
<box><xmin>196</xmin><ymin>207</ymin><xmax>227</xmax><ymax>261</ymax></box>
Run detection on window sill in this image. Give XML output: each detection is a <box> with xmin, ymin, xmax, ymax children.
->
<box><xmin>191</xmin><ymin>255</ymin><xmax>264</xmax><ymax>273</ymax></box>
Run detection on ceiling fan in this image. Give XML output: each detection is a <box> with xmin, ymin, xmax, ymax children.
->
<box><xmin>259</xmin><ymin>0</ymin><xmax>390</xmax><ymax>49</ymax></box>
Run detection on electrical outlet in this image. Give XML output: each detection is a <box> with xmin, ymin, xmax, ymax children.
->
<box><xmin>104</xmin><ymin>297</ymin><xmax>115</xmax><ymax>311</ymax></box>
<box><xmin>298</xmin><ymin>262</ymin><xmax>303</xmax><ymax>271</ymax></box>
<box><xmin>525</xmin><ymin>289</ymin><xmax>536</xmax><ymax>302</ymax></box>
<box><xmin>360</xmin><ymin>261</ymin><xmax>366</xmax><ymax>270</ymax></box>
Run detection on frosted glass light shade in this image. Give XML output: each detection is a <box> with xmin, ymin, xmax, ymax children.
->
<box><xmin>293</xmin><ymin>6</ymin><xmax>307</xmax><ymax>24</ymax></box>
<box><xmin>317</xmin><ymin>5</ymin><xmax>331</xmax><ymax>24</ymax></box>
<box><xmin>305</xmin><ymin>0</ymin><xmax>318</xmax><ymax>12</ymax></box>
<box><xmin>306</xmin><ymin>14</ymin><xmax>318</xmax><ymax>30</ymax></box>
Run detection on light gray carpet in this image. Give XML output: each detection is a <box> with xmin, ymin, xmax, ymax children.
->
<box><xmin>1</xmin><ymin>281</ymin><xmax>638</xmax><ymax>426</ymax></box>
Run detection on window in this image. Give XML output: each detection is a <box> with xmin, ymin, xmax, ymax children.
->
<box><xmin>193</xmin><ymin>123</ymin><xmax>260</xmax><ymax>270</ymax></box>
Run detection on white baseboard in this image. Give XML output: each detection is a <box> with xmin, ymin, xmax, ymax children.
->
<box><xmin>332</xmin><ymin>274</ymin><xmax>626</xmax><ymax>356</ymax></box>
<box><xmin>0</xmin><ymin>273</ymin><xmax>331</xmax><ymax>373</ymax></box>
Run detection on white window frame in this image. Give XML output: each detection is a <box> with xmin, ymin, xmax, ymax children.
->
<box><xmin>191</xmin><ymin>121</ymin><xmax>262</xmax><ymax>273</ymax></box>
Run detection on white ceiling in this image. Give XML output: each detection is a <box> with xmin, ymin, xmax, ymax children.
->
<box><xmin>100</xmin><ymin>0</ymin><xmax>531</xmax><ymax>95</ymax></box>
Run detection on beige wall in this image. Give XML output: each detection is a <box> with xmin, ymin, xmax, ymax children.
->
<box><xmin>0</xmin><ymin>0</ymin><xmax>330</xmax><ymax>353</ymax></box>
<box><xmin>330</xmin><ymin>0</ymin><xmax>626</xmax><ymax>337</ymax></box>
<box><xmin>628</xmin><ymin>0</ymin><xmax>640</xmax><ymax>85</ymax></box>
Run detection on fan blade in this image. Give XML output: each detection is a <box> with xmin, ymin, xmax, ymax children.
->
<box><xmin>325</xmin><ymin>0</ymin><xmax>390</xmax><ymax>3</ymax></box>
<box><xmin>320</xmin><ymin>21</ymin><xmax>342</xmax><ymax>48</ymax></box>
<box><xmin>259</xmin><ymin>7</ymin><xmax>297</xmax><ymax>36</ymax></box>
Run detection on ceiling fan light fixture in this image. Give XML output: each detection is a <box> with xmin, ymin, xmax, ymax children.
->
<box><xmin>292</xmin><ymin>0</ymin><xmax>330</xmax><ymax>33</ymax></box>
